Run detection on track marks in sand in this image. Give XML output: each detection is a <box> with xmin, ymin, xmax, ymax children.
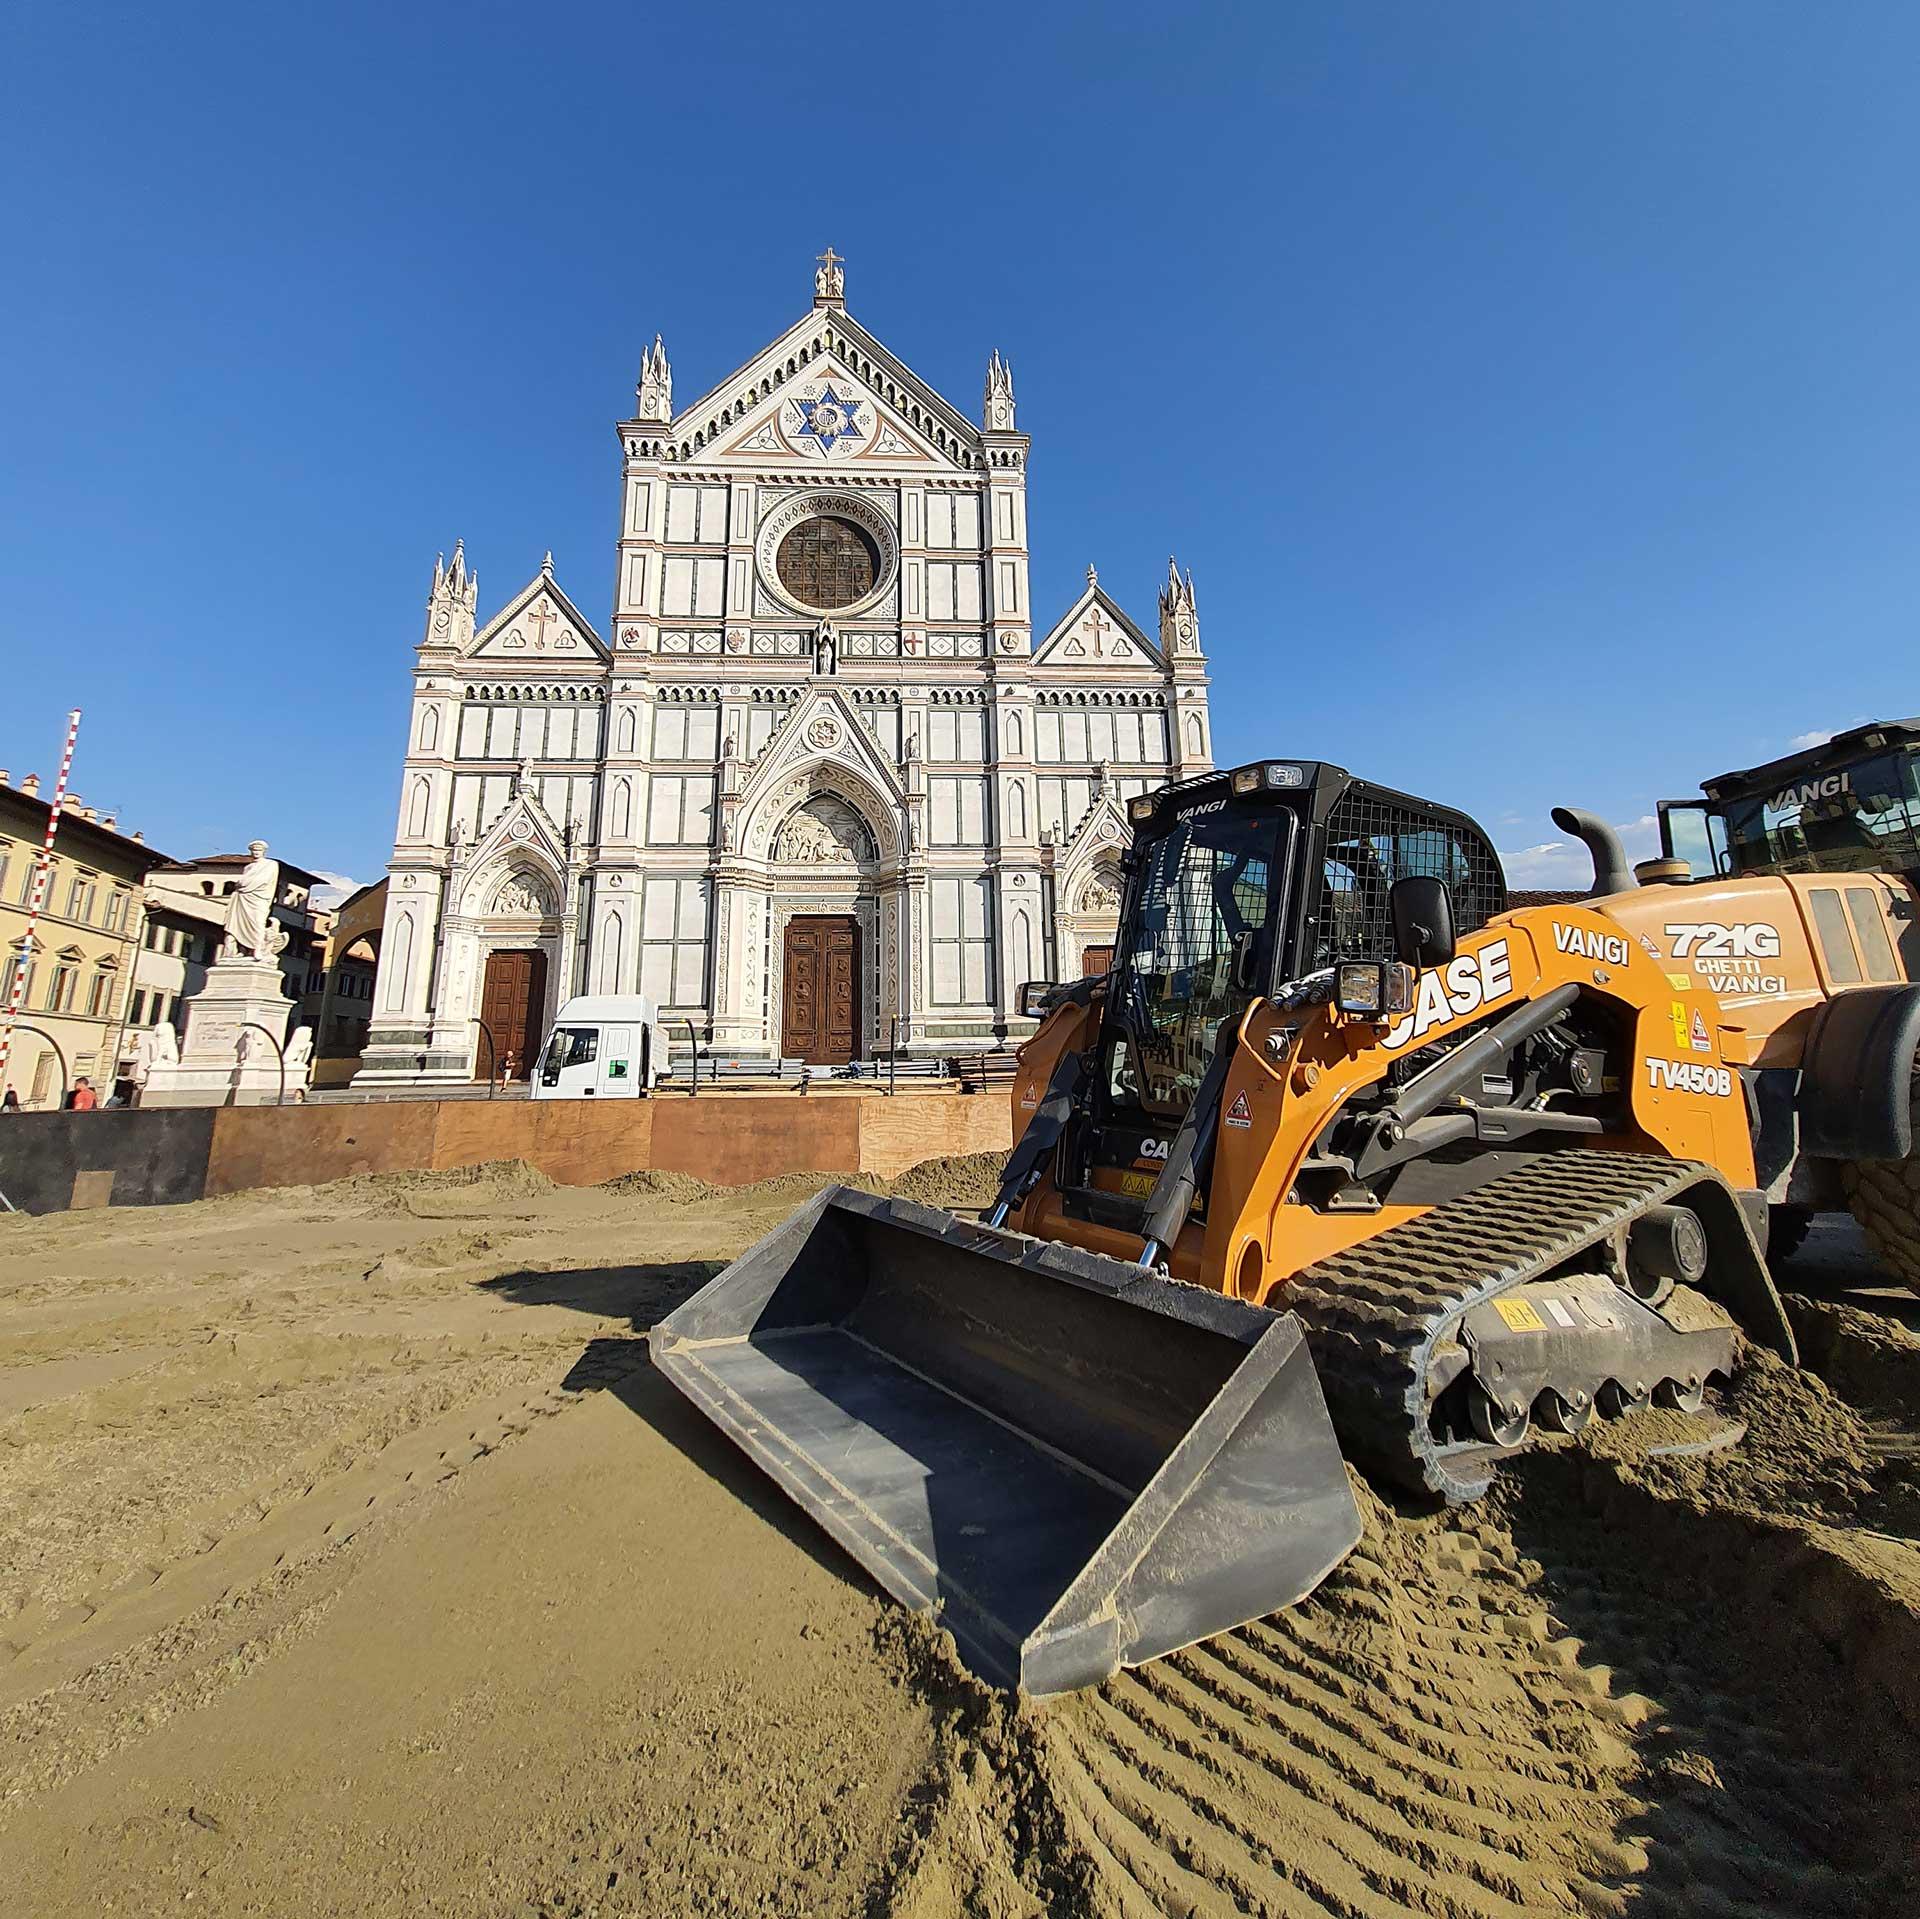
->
<box><xmin>0</xmin><ymin>1343</ymin><xmax>650</xmax><ymax>1713</ymax></box>
<box><xmin>1045</xmin><ymin>1517</ymin><xmax>1646</xmax><ymax>1919</ymax></box>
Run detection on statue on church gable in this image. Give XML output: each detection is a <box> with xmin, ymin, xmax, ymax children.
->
<box><xmin>813</xmin><ymin>245</ymin><xmax>845</xmax><ymax>305</ymax></box>
<box><xmin>220</xmin><ymin>842</ymin><xmax>283</xmax><ymax>961</ymax></box>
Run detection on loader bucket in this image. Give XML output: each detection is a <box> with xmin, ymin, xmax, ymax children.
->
<box><xmin>650</xmin><ymin>1186</ymin><xmax>1362</xmax><ymax>1695</ymax></box>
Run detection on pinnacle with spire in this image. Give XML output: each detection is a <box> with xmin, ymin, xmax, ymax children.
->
<box><xmin>636</xmin><ymin>333</ymin><xmax>673</xmax><ymax>421</ymax></box>
<box><xmin>984</xmin><ymin>349</ymin><xmax>1017</xmax><ymax>430</ymax></box>
<box><xmin>424</xmin><ymin>537</ymin><xmax>478</xmax><ymax>651</ymax></box>
<box><xmin>1158</xmin><ymin>555</ymin><xmax>1200</xmax><ymax>654</ymax></box>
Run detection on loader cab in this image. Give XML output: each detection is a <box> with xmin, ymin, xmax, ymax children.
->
<box><xmin>1659</xmin><ymin>719</ymin><xmax>1920</xmax><ymax>882</ymax></box>
<box><xmin>1077</xmin><ymin>762</ymin><xmax>1506</xmax><ymax>1219</ymax></box>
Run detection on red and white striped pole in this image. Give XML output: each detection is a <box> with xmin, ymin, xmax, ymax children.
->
<box><xmin>0</xmin><ymin>708</ymin><xmax>83</xmax><ymax>1099</ymax></box>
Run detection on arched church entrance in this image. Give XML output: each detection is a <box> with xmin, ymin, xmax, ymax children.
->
<box><xmin>781</xmin><ymin>916</ymin><xmax>859</xmax><ymax>1064</ymax></box>
<box><xmin>478</xmin><ymin>948</ymin><xmax>547</xmax><ymax>1080</ymax></box>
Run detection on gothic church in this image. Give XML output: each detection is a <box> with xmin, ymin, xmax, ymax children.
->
<box><xmin>362</xmin><ymin>252</ymin><xmax>1212</xmax><ymax>1082</ymax></box>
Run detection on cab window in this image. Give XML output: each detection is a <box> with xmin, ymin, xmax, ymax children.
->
<box><xmin>540</xmin><ymin>1026</ymin><xmax>598</xmax><ymax>1085</ymax></box>
<box><xmin>1723</xmin><ymin>750</ymin><xmax>1920</xmax><ymax>875</ymax></box>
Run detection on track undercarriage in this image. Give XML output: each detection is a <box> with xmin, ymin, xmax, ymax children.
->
<box><xmin>1286</xmin><ymin>1151</ymin><xmax>1794</xmax><ymax>1500</ymax></box>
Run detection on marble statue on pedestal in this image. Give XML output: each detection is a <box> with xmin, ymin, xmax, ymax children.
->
<box><xmin>221</xmin><ymin>843</ymin><xmax>284</xmax><ymax>960</ymax></box>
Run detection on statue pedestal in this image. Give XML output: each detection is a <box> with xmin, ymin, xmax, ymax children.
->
<box><xmin>141</xmin><ymin>958</ymin><xmax>297</xmax><ymax>1107</ymax></box>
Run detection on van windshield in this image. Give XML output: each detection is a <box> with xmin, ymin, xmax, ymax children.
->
<box><xmin>540</xmin><ymin>1027</ymin><xmax>597</xmax><ymax>1085</ymax></box>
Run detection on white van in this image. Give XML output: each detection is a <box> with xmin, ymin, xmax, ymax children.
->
<box><xmin>532</xmin><ymin>995</ymin><xmax>670</xmax><ymax>1100</ymax></box>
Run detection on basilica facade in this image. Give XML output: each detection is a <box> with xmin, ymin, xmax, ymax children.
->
<box><xmin>361</xmin><ymin>254</ymin><xmax>1213</xmax><ymax>1083</ymax></box>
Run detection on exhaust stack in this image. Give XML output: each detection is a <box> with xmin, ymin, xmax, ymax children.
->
<box><xmin>1551</xmin><ymin>806</ymin><xmax>1635</xmax><ymax>898</ymax></box>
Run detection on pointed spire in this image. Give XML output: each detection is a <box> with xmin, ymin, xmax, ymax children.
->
<box><xmin>984</xmin><ymin>349</ymin><xmax>1017</xmax><ymax>431</ymax></box>
<box><xmin>1086</xmin><ymin>563</ymin><xmax>1098</xmax><ymax>589</ymax></box>
<box><xmin>636</xmin><ymin>333</ymin><xmax>673</xmax><ymax>421</ymax></box>
<box><xmin>424</xmin><ymin>538</ymin><xmax>477</xmax><ymax>650</ymax></box>
<box><xmin>542</xmin><ymin>549</ymin><xmax>554</xmax><ymax>575</ymax></box>
<box><xmin>1159</xmin><ymin>555</ymin><xmax>1200</xmax><ymax>655</ymax></box>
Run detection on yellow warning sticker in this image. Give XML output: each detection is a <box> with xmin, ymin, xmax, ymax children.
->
<box><xmin>1493</xmin><ymin>1297</ymin><xmax>1546</xmax><ymax>1333</ymax></box>
<box><xmin>1670</xmin><ymin>1002</ymin><xmax>1690</xmax><ymax>1050</ymax></box>
<box><xmin>1667</xmin><ymin>973</ymin><xmax>1692</xmax><ymax>991</ymax></box>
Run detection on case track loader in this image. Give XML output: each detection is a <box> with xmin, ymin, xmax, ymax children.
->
<box><xmin>655</xmin><ymin>759</ymin><xmax>1799</xmax><ymax>1694</ymax></box>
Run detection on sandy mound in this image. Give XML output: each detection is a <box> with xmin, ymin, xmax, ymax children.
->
<box><xmin>887</xmin><ymin>1151</ymin><xmax>1010</xmax><ymax>1212</ymax></box>
<box><xmin>598</xmin><ymin>1150</ymin><xmax>1009</xmax><ymax>1215</ymax></box>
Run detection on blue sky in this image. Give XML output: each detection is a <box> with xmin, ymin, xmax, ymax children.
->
<box><xmin>4</xmin><ymin>3</ymin><xmax>1914</xmax><ymax>890</ymax></box>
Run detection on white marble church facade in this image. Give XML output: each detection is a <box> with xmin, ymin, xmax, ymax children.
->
<box><xmin>361</xmin><ymin>254</ymin><xmax>1212</xmax><ymax>1084</ymax></box>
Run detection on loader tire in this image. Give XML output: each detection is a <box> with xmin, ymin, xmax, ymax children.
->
<box><xmin>1842</xmin><ymin>1064</ymin><xmax>1920</xmax><ymax>1292</ymax></box>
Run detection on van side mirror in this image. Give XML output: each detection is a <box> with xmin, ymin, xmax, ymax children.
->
<box><xmin>1390</xmin><ymin>876</ymin><xmax>1455</xmax><ymax>969</ymax></box>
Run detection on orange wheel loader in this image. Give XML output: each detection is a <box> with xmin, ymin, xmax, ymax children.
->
<box><xmin>1617</xmin><ymin>718</ymin><xmax>1920</xmax><ymax>1285</ymax></box>
<box><xmin>654</xmin><ymin>759</ymin><xmax>1798</xmax><ymax>1694</ymax></box>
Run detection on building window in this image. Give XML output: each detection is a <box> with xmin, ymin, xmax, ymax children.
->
<box><xmin>129</xmin><ymin>989</ymin><xmax>147</xmax><ymax>1025</ymax></box>
<box><xmin>104</xmin><ymin>889</ymin><xmax>127</xmax><ymax>932</ymax></box>
<box><xmin>639</xmin><ymin>877</ymin><xmax>709</xmax><ymax>1008</ymax></box>
<box><xmin>2</xmin><ymin>955</ymin><xmax>33</xmax><ymax>1008</ymax></box>
<box><xmin>645</xmin><ymin>775</ymin><xmax>715</xmax><ymax>847</ymax></box>
<box><xmin>87</xmin><ymin>970</ymin><xmax>112</xmax><ymax>1019</ymax></box>
<box><xmin>46</xmin><ymin>962</ymin><xmax>78</xmax><ymax>1013</ymax></box>
<box><xmin>776</xmin><ymin>515</ymin><xmax>879</xmax><ymax>611</ymax></box>
<box><xmin>930</xmin><ymin>877</ymin><xmax>995</xmax><ymax>1005</ymax></box>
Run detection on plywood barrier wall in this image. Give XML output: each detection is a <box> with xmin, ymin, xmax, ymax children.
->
<box><xmin>191</xmin><ymin>1091</ymin><xmax>1012</xmax><ymax>1205</ymax></box>
<box><xmin>0</xmin><ymin>1091</ymin><xmax>1016</xmax><ymax>1215</ymax></box>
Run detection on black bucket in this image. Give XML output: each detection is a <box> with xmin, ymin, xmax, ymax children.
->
<box><xmin>650</xmin><ymin>1187</ymin><xmax>1362</xmax><ymax>1694</ymax></box>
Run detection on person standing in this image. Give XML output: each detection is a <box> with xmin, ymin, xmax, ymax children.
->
<box><xmin>68</xmin><ymin>1078</ymin><xmax>98</xmax><ymax>1111</ymax></box>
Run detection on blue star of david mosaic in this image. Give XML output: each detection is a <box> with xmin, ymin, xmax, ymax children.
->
<box><xmin>793</xmin><ymin>384</ymin><xmax>864</xmax><ymax>452</ymax></box>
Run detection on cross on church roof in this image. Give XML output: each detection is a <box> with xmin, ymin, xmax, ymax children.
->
<box><xmin>813</xmin><ymin>245</ymin><xmax>846</xmax><ymax>305</ymax></box>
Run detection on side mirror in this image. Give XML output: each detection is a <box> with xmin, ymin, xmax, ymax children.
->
<box><xmin>1230</xmin><ymin>930</ymin><xmax>1264</xmax><ymax>994</ymax></box>
<box><xmin>1018</xmin><ymin>980</ymin><xmax>1062</xmax><ymax>1019</ymax></box>
<box><xmin>1390</xmin><ymin>875</ymin><xmax>1455</xmax><ymax>969</ymax></box>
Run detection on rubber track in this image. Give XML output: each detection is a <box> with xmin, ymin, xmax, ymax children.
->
<box><xmin>1286</xmin><ymin>1151</ymin><xmax>1718</xmax><ymax>1502</ymax></box>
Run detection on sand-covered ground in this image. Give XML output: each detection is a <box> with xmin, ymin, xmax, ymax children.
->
<box><xmin>1</xmin><ymin>1168</ymin><xmax>1916</xmax><ymax>1917</ymax></box>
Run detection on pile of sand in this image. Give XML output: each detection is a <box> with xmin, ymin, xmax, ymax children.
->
<box><xmin>599</xmin><ymin>1150</ymin><xmax>1008</xmax><ymax>1216</ymax></box>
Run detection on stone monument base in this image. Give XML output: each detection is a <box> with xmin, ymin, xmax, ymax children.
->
<box><xmin>142</xmin><ymin>957</ymin><xmax>297</xmax><ymax>1108</ymax></box>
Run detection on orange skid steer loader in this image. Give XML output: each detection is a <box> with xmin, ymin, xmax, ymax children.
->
<box><xmin>655</xmin><ymin>760</ymin><xmax>1800</xmax><ymax>1694</ymax></box>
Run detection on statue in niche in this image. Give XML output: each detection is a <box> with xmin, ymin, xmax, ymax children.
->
<box><xmin>814</xmin><ymin>622</ymin><xmax>837</xmax><ymax>676</ymax></box>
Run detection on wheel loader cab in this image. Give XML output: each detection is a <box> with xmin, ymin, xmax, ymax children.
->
<box><xmin>1066</xmin><ymin>762</ymin><xmax>1508</xmax><ymax>1238</ymax></box>
<box><xmin>1659</xmin><ymin>719</ymin><xmax>1920</xmax><ymax>884</ymax></box>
